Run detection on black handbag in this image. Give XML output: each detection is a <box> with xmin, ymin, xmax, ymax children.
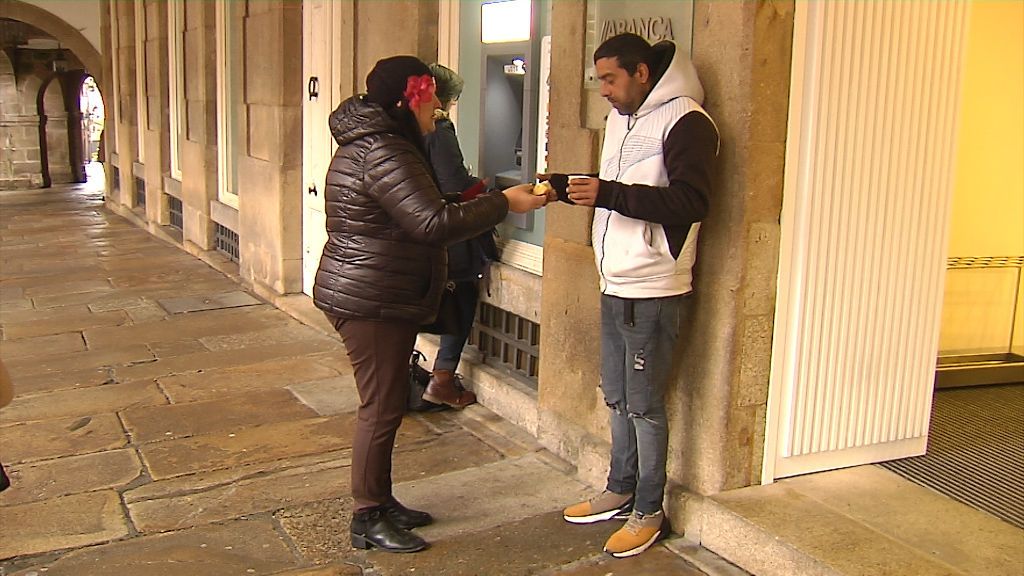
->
<box><xmin>420</xmin><ymin>282</ymin><xmax>461</xmax><ymax>335</ymax></box>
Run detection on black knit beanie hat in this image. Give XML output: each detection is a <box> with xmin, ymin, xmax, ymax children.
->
<box><xmin>365</xmin><ymin>55</ymin><xmax>432</xmax><ymax>109</ymax></box>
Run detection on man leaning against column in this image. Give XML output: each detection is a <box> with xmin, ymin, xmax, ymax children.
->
<box><xmin>557</xmin><ymin>32</ymin><xmax>720</xmax><ymax>559</ymax></box>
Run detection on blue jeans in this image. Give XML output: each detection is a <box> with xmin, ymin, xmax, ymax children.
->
<box><xmin>600</xmin><ymin>294</ymin><xmax>683</xmax><ymax>514</ymax></box>
<box><xmin>433</xmin><ymin>281</ymin><xmax>480</xmax><ymax>372</ymax></box>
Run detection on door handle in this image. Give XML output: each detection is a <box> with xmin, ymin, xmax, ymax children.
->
<box><xmin>308</xmin><ymin>76</ymin><xmax>319</xmax><ymax>101</ymax></box>
<box><xmin>307</xmin><ymin>184</ymin><xmax>318</xmax><ymax>196</ymax></box>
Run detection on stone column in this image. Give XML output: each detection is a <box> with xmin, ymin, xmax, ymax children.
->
<box><xmin>0</xmin><ymin>51</ymin><xmax>44</xmax><ymax>189</ymax></box>
<box><xmin>179</xmin><ymin>1</ymin><xmax>217</xmax><ymax>251</ymax></box>
<box><xmin>141</xmin><ymin>0</ymin><xmax>170</xmax><ymax>226</ymax></box>
<box><xmin>235</xmin><ymin>1</ymin><xmax>304</xmax><ymax>295</ymax></box>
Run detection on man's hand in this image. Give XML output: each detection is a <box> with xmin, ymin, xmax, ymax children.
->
<box><xmin>502</xmin><ymin>183</ymin><xmax>547</xmax><ymax>213</ymax></box>
<box><xmin>567</xmin><ymin>176</ymin><xmax>599</xmax><ymax>207</ymax></box>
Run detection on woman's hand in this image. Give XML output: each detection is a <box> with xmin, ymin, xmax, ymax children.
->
<box><xmin>502</xmin><ymin>183</ymin><xmax>547</xmax><ymax>213</ymax></box>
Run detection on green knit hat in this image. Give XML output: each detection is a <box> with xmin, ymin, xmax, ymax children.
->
<box><xmin>429</xmin><ymin>63</ymin><xmax>465</xmax><ymax>107</ymax></box>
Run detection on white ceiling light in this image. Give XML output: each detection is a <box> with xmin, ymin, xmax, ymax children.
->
<box><xmin>481</xmin><ymin>0</ymin><xmax>531</xmax><ymax>44</ymax></box>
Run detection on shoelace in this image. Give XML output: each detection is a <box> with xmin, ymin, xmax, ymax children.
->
<box><xmin>624</xmin><ymin>511</ymin><xmax>659</xmax><ymax>535</ymax></box>
<box><xmin>624</xmin><ymin>513</ymin><xmax>644</xmax><ymax>535</ymax></box>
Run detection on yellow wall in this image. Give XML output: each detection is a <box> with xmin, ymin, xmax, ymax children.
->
<box><xmin>941</xmin><ymin>1</ymin><xmax>1024</xmax><ymax>356</ymax></box>
<box><xmin>949</xmin><ymin>1</ymin><xmax>1024</xmax><ymax>257</ymax></box>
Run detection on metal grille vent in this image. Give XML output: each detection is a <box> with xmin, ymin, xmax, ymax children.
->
<box><xmin>167</xmin><ymin>195</ymin><xmax>183</xmax><ymax>231</ymax></box>
<box><xmin>947</xmin><ymin>256</ymin><xmax>1024</xmax><ymax>269</ymax></box>
<box><xmin>214</xmin><ymin>223</ymin><xmax>239</xmax><ymax>263</ymax></box>
<box><xmin>880</xmin><ymin>384</ymin><xmax>1024</xmax><ymax>529</ymax></box>
<box><xmin>470</xmin><ymin>303</ymin><xmax>540</xmax><ymax>387</ymax></box>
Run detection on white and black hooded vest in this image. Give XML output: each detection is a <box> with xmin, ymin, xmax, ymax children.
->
<box><xmin>592</xmin><ymin>42</ymin><xmax>719</xmax><ymax>298</ymax></box>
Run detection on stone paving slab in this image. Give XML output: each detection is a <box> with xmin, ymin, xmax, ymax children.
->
<box><xmin>781</xmin><ymin>466</ymin><xmax>1024</xmax><ymax>576</ymax></box>
<box><xmin>1</xmin><ymin>303</ymin><xmax>93</xmax><ymax>323</ymax></box>
<box><xmin>371</xmin><ymin>510</ymin><xmax>611</xmax><ymax>576</ymax></box>
<box><xmin>82</xmin><ymin>305</ymin><xmax>284</xmax><ymax>350</ymax></box>
<box><xmin>199</xmin><ymin>322</ymin><xmax>336</xmax><ymax>352</ymax></box>
<box><xmin>710</xmin><ymin>482</ymin><xmax>971</xmax><ymax>576</ymax></box>
<box><xmin>545</xmin><ymin>544</ymin><xmax>706</xmax><ymax>575</ymax></box>
<box><xmin>1</xmin><ymin>380</ymin><xmax>167</xmax><ymax>423</ymax></box>
<box><xmin>0</xmin><ymin>491</ymin><xmax>129</xmax><ymax>560</ymax></box>
<box><xmin>0</xmin><ymin>449</ymin><xmax>141</xmax><ymax>506</ymax></box>
<box><xmin>0</xmin><ymin>299</ymin><xmax>33</xmax><ymax>312</ymax></box>
<box><xmin>85</xmin><ymin>295</ymin><xmax>149</xmax><ymax>312</ymax></box>
<box><xmin>0</xmin><ymin>286</ymin><xmax>24</xmax><ymax>300</ymax></box>
<box><xmin>287</xmin><ymin>375</ymin><xmax>360</xmax><ymax>416</ymax></box>
<box><xmin>124</xmin><ymin>449</ymin><xmax>353</xmax><ymax>505</ymax></box>
<box><xmin>0</xmin><ymin>332</ymin><xmax>86</xmax><ymax>360</ymax></box>
<box><xmin>399</xmin><ymin>454</ymin><xmax>592</xmax><ymax>543</ymax></box>
<box><xmin>3</xmin><ymin>344</ymin><xmax>153</xmax><ymax>379</ymax></box>
<box><xmin>273</xmin><ymin>498</ymin><xmax>355</xmax><ymax>566</ymax></box>
<box><xmin>137</xmin><ymin>413</ymin><xmax>436</xmax><ymax>480</ymax></box>
<box><xmin>300</xmin><ymin>350</ymin><xmax>355</xmax><ymax>375</ymax></box>
<box><xmin>273</xmin><ymin>565</ymin><xmax>362</xmax><ymax>576</ymax></box>
<box><xmin>7</xmin><ymin>366</ymin><xmax>112</xmax><ymax>397</ymax></box>
<box><xmin>156</xmin><ymin>356</ymin><xmax>342</xmax><ymax>403</ymax></box>
<box><xmin>146</xmin><ymin>337</ymin><xmax>211</xmax><ymax>359</ymax></box>
<box><xmin>20</xmin><ymin>279</ymin><xmax>113</xmax><ymax>299</ymax></box>
<box><xmin>129</xmin><ymin>460</ymin><xmax>351</xmax><ymax>533</ymax></box>
<box><xmin>5</xmin><ymin>518</ymin><xmax>302</xmax><ymax>576</ymax></box>
<box><xmin>126</xmin><ymin>302</ymin><xmax>171</xmax><ymax>323</ymax></box>
<box><xmin>157</xmin><ymin>291</ymin><xmax>262</xmax><ymax>315</ymax></box>
<box><xmin>0</xmin><ymin>413</ymin><xmax>127</xmax><ymax>464</ymax></box>
<box><xmin>32</xmin><ymin>289</ymin><xmax>152</xmax><ymax>310</ymax></box>
<box><xmin>2</xmin><ymin>309</ymin><xmax>128</xmax><ymax>340</ymax></box>
<box><xmin>446</xmin><ymin>404</ymin><xmax>545</xmax><ymax>460</ymax></box>
<box><xmin>123</xmin><ymin>388</ymin><xmax>319</xmax><ymax>443</ymax></box>
<box><xmin>115</xmin><ymin>339</ymin><xmax>340</xmax><ymax>383</ymax></box>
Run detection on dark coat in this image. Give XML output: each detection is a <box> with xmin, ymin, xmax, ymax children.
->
<box><xmin>425</xmin><ymin>118</ymin><xmax>499</xmax><ymax>282</ymax></box>
<box><xmin>313</xmin><ymin>96</ymin><xmax>508</xmax><ymax>324</ymax></box>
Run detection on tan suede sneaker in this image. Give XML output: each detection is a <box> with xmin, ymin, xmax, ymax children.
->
<box><xmin>603</xmin><ymin>510</ymin><xmax>669</xmax><ymax>558</ymax></box>
<box><xmin>562</xmin><ymin>491</ymin><xmax>633</xmax><ymax>524</ymax></box>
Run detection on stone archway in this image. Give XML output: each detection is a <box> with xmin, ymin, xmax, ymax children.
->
<box><xmin>0</xmin><ymin>1</ymin><xmax>102</xmax><ymax>83</ymax></box>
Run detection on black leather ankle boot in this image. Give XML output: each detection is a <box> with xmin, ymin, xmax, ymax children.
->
<box><xmin>384</xmin><ymin>497</ymin><xmax>433</xmax><ymax>530</ymax></box>
<box><xmin>350</xmin><ymin>507</ymin><xmax>428</xmax><ymax>553</ymax></box>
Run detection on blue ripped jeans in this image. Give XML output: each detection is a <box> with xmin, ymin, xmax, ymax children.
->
<box><xmin>600</xmin><ymin>294</ymin><xmax>683</xmax><ymax>515</ymax></box>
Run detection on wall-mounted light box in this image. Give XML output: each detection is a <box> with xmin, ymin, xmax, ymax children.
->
<box><xmin>481</xmin><ymin>0</ymin><xmax>531</xmax><ymax>44</ymax></box>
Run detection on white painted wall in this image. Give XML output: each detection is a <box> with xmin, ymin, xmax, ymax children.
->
<box><xmin>24</xmin><ymin>0</ymin><xmax>102</xmax><ymax>55</ymax></box>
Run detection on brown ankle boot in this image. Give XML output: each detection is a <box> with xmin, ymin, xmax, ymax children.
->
<box><xmin>422</xmin><ymin>369</ymin><xmax>477</xmax><ymax>409</ymax></box>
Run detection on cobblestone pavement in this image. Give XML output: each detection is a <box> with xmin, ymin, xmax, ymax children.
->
<box><xmin>0</xmin><ymin>180</ymin><xmax>712</xmax><ymax>576</ymax></box>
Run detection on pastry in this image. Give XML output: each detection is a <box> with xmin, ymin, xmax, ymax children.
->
<box><xmin>533</xmin><ymin>181</ymin><xmax>554</xmax><ymax>196</ymax></box>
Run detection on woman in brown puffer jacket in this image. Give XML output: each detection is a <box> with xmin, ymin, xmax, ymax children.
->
<box><xmin>313</xmin><ymin>56</ymin><xmax>546</xmax><ymax>554</ymax></box>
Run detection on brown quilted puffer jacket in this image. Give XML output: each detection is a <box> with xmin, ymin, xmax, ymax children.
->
<box><xmin>313</xmin><ymin>95</ymin><xmax>508</xmax><ymax>325</ymax></box>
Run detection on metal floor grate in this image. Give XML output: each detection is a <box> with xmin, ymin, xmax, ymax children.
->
<box><xmin>879</xmin><ymin>383</ymin><xmax>1024</xmax><ymax>528</ymax></box>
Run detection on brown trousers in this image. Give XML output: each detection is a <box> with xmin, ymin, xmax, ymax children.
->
<box><xmin>330</xmin><ymin>315</ymin><xmax>418</xmax><ymax>512</ymax></box>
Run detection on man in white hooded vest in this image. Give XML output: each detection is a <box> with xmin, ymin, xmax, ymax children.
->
<box><xmin>560</xmin><ymin>33</ymin><xmax>719</xmax><ymax>558</ymax></box>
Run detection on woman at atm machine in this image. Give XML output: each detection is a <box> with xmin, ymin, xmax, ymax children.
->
<box><xmin>419</xmin><ymin>63</ymin><xmax>497</xmax><ymax>410</ymax></box>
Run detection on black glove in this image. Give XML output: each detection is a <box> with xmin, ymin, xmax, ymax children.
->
<box><xmin>548</xmin><ymin>173</ymin><xmax>573</xmax><ymax>204</ymax></box>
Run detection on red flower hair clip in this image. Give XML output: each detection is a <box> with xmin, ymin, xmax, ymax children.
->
<box><xmin>404</xmin><ymin>74</ymin><xmax>436</xmax><ymax>110</ymax></box>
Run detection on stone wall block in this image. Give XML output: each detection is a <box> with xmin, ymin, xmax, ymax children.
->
<box><xmin>537</xmin><ymin>239</ymin><xmax>604</xmax><ymax>435</ymax></box>
<box><xmin>750</xmin><ymin>1</ymin><xmax>796</xmax><ymax>145</ymax></box>
<box><xmin>742</xmin><ymin>221</ymin><xmax>782</xmax><ymax>316</ymax></box>
<box><xmin>736</xmin><ymin>313</ymin><xmax>773</xmax><ymax>407</ymax></box>
<box><xmin>245</xmin><ymin>11</ymin><xmax>283</xmax><ymax>106</ymax></box>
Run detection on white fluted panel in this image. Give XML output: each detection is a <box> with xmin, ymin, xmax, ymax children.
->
<box><xmin>767</xmin><ymin>1</ymin><xmax>967</xmax><ymax>479</ymax></box>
